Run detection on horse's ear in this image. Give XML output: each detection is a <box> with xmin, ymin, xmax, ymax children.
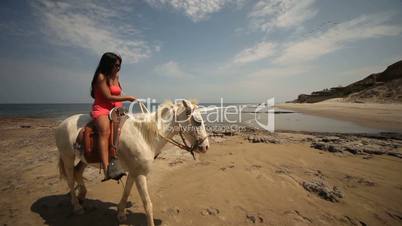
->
<box><xmin>159</xmin><ymin>106</ymin><xmax>173</xmax><ymax>121</ymax></box>
<box><xmin>161</xmin><ymin>107</ymin><xmax>169</xmax><ymax>116</ymax></box>
<box><xmin>182</xmin><ymin>100</ymin><xmax>192</xmax><ymax>115</ymax></box>
<box><xmin>182</xmin><ymin>100</ymin><xmax>189</xmax><ymax>108</ymax></box>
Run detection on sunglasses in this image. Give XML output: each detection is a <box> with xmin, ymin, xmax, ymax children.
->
<box><xmin>114</xmin><ymin>63</ymin><xmax>121</xmax><ymax>70</ymax></box>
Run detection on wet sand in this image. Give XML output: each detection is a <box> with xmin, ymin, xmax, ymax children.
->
<box><xmin>1</xmin><ymin>117</ymin><xmax>402</xmax><ymax>226</ymax></box>
<box><xmin>278</xmin><ymin>99</ymin><xmax>402</xmax><ymax>132</ymax></box>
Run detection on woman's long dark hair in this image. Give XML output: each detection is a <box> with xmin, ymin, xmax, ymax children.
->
<box><xmin>90</xmin><ymin>52</ymin><xmax>122</xmax><ymax>99</ymax></box>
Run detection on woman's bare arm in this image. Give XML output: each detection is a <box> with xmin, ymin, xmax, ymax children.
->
<box><xmin>96</xmin><ymin>73</ymin><xmax>136</xmax><ymax>102</ymax></box>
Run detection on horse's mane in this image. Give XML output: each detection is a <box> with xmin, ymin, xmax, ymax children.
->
<box><xmin>128</xmin><ymin>100</ymin><xmax>176</xmax><ymax>145</ymax></box>
<box><xmin>127</xmin><ymin>99</ymin><xmax>197</xmax><ymax>145</ymax></box>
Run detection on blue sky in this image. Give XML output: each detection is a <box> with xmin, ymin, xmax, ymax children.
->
<box><xmin>0</xmin><ymin>0</ymin><xmax>401</xmax><ymax>103</ymax></box>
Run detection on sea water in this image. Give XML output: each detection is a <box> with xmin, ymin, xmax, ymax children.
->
<box><xmin>0</xmin><ymin>103</ymin><xmax>394</xmax><ymax>134</ymax></box>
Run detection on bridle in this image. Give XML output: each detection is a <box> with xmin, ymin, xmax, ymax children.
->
<box><xmin>133</xmin><ymin>100</ymin><xmax>208</xmax><ymax>160</ymax></box>
<box><xmin>158</xmin><ymin>123</ymin><xmax>208</xmax><ymax>160</ymax></box>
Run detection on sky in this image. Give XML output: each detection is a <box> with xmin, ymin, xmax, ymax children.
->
<box><xmin>0</xmin><ymin>0</ymin><xmax>402</xmax><ymax>103</ymax></box>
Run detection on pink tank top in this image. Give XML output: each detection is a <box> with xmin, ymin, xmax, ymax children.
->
<box><xmin>93</xmin><ymin>85</ymin><xmax>123</xmax><ymax>109</ymax></box>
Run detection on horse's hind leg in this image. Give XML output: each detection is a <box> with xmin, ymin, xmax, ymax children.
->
<box><xmin>74</xmin><ymin>161</ymin><xmax>87</xmax><ymax>203</ymax></box>
<box><xmin>62</xmin><ymin>155</ymin><xmax>84</xmax><ymax>214</ymax></box>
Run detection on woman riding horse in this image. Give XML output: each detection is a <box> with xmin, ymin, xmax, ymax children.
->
<box><xmin>90</xmin><ymin>52</ymin><xmax>136</xmax><ymax>181</ymax></box>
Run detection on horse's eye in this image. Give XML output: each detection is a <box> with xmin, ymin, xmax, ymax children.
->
<box><xmin>192</xmin><ymin>116</ymin><xmax>202</xmax><ymax>126</ymax></box>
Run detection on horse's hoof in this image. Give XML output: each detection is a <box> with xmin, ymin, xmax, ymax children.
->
<box><xmin>78</xmin><ymin>199</ymin><xmax>85</xmax><ymax>205</ymax></box>
<box><xmin>117</xmin><ymin>213</ymin><xmax>127</xmax><ymax>222</ymax></box>
<box><xmin>78</xmin><ymin>195</ymin><xmax>86</xmax><ymax>204</ymax></box>
<box><xmin>77</xmin><ymin>188</ymin><xmax>87</xmax><ymax>202</ymax></box>
<box><xmin>74</xmin><ymin>206</ymin><xmax>85</xmax><ymax>215</ymax></box>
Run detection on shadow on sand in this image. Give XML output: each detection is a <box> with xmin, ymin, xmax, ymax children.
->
<box><xmin>31</xmin><ymin>194</ymin><xmax>162</xmax><ymax>226</ymax></box>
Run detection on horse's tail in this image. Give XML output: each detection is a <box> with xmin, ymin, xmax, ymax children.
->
<box><xmin>58</xmin><ymin>156</ymin><xmax>67</xmax><ymax>180</ymax></box>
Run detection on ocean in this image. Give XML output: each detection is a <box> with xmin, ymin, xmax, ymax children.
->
<box><xmin>0</xmin><ymin>103</ymin><xmax>392</xmax><ymax>134</ymax></box>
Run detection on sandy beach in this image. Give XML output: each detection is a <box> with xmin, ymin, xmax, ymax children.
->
<box><xmin>2</xmin><ymin>0</ymin><xmax>402</xmax><ymax>225</ymax></box>
<box><xmin>1</xmin><ymin>116</ymin><xmax>402</xmax><ymax>226</ymax></box>
<box><xmin>278</xmin><ymin>99</ymin><xmax>402</xmax><ymax>132</ymax></box>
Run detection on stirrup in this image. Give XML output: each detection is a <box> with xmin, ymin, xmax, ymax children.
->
<box><xmin>102</xmin><ymin>157</ymin><xmax>126</xmax><ymax>182</ymax></box>
<box><xmin>101</xmin><ymin>170</ymin><xmax>126</xmax><ymax>182</ymax></box>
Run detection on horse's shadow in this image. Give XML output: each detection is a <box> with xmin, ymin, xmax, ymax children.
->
<box><xmin>31</xmin><ymin>194</ymin><xmax>162</xmax><ymax>226</ymax></box>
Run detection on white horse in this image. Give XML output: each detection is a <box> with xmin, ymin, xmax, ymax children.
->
<box><xmin>55</xmin><ymin>99</ymin><xmax>209</xmax><ymax>225</ymax></box>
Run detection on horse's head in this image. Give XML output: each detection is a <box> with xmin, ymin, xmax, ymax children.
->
<box><xmin>158</xmin><ymin>99</ymin><xmax>209</xmax><ymax>153</ymax></box>
<box><xmin>177</xmin><ymin>99</ymin><xmax>210</xmax><ymax>153</ymax></box>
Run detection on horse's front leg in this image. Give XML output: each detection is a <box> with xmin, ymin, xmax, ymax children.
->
<box><xmin>135</xmin><ymin>174</ymin><xmax>155</xmax><ymax>226</ymax></box>
<box><xmin>117</xmin><ymin>174</ymin><xmax>134</xmax><ymax>222</ymax></box>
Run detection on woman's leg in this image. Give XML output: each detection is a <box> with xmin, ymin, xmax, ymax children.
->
<box><xmin>95</xmin><ymin>115</ymin><xmax>110</xmax><ymax>172</ymax></box>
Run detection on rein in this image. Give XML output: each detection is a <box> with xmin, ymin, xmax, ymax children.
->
<box><xmin>134</xmin><ymin>101</ymin><xmax>208</xmax><ymax>160</ymax></box>
<box><xmin>157</xmin><ymin>124</ymin><xmax>208</xmax><ymax>160</ymax></box>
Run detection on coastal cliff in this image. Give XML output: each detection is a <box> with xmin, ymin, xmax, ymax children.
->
<box><xmin>291</xmin><ymin>60</ymin><xmax>402</xmax><ymax>103</ymax></box>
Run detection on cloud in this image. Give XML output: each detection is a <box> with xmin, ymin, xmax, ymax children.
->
<box><xmin>247</xmin><ymin>65</ymin><xmax>311</xmax><ymax>78</ymax></box>
<box><xmin>233</xmin><ymin>41</ymin><xmax>276</xmax><ymax>64</ymax></box>
<box><xmin>31</xmin><ymin>0</ymin><xmax>158</xmax><ymax>63</ymax></box>
<box><xmin>226</xmin><ymin>11</ymin><xmax>402</xmax><ymax>95</ymax></box>
<box><xmin>274</xmin><ymin>13</ymin><xmax>402</xmax><ymax>65</ymax></box>
<box><xmin>154</xmin><ymin>61</ymin><xmax>191</xmax><ymax>78</ymax></box>
<box><xmin>145</xmin><ymin>0</ymin><xmax>242</xmax><ymax>22</ymax></box>
<box><xmin>248</xmin><ymin>0</ymin><xmax>317</xmax><ymax>32</ymax></box>
<box><xmin>0</xmin><ymin>21</ymin><xmax>36</xmax><ymax>37</ymax></box>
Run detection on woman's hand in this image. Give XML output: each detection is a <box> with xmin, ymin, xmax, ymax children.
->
<box><xmin>126</xmin><ymin>96</ymin><xmax>137</xmax><ymax>102</ymax></box>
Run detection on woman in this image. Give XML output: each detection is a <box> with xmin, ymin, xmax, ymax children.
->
<box><xmin>90</xmin><ymin>52</ymin><xmax>136</xmax><ymax>181</ymax></box>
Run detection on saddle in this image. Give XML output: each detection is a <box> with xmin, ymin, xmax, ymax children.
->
<box><xmin>74</xmin><ymin>107</ymin><xmax>129</xmax><ymax>163</ymax></box>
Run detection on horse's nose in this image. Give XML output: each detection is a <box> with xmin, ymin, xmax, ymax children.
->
<box><xmin>200</xmin><ymin>145</ymin><xmax>208</xmax><ymax>153</ymax></box>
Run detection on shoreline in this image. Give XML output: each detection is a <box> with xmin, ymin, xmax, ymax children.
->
<box><xmin>3</xmin><ymin>99</ymin><xmax>402</xmax><ymax>134</ymax></box>
<box><xmin>3</xmin><ymin>116</ymin><xmax>402</xmax><ymax>138</ymax></box>
<box><xmin>278</xmin><ymin>100</ymin><xmax>402</xmax><ymax>133</ymax></box>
